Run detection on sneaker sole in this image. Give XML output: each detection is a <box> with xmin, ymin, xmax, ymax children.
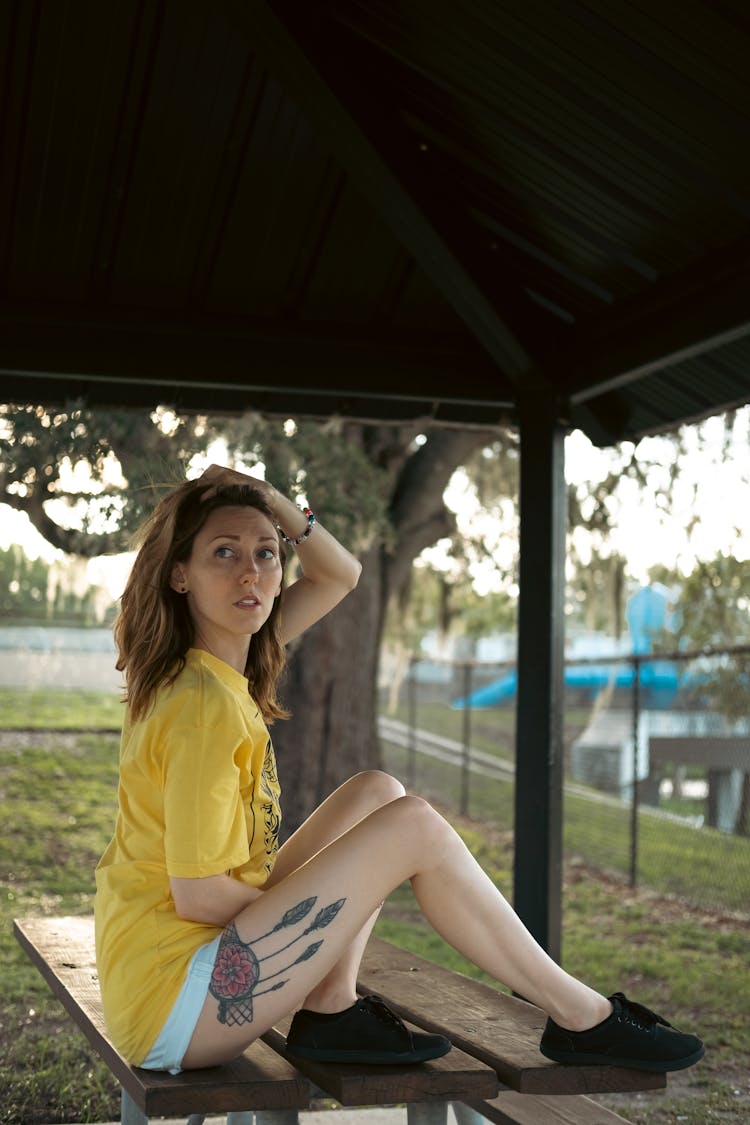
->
<box><xmin>285</xmin><ymin>1041</ymin><xmax>452</xmax><ymax>1065</ymax></box>
<box><xmin>539</xmin><ymin>1043</ymin><xmax>705</xmax><ymax>1073</ymax></box>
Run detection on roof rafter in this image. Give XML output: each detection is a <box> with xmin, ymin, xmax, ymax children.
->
<box><xmin>569</xmin><ymin>238</ymin><xmax>750</xmax><ymax>402</ymax></box>
<box><xmin>234</xmin><ymin>0</ymin><xmax>534</xmax><ymax>385</ymax></box>
<box><xmin>0</xmin><ymin>303</ymin><xmax>513</xmax><ymax>424</ymax></box>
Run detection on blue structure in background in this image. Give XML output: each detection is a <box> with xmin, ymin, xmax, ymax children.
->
<box><xmin>627</xmin><ymin>583</ymin><xmax>675</xmax><ymax>653</ymax></box>
<box><xmin>453</xmin><ymin>585</ymin><xmax>686</xmax><ymax>709</ymax></box>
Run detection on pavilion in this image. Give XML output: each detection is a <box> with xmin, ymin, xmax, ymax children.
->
<box><xmin>2</xmin><ymin>0</ymin><xmax>750</xmax><ymax>957</ymax></box>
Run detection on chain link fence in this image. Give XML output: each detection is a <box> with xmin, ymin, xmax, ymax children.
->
<box><xmin>378</xmin><ymin>646</ymin><xmax>750</xmax><ymax>917</ymax></box>
<box><xmin>3</xmin><ymin>627</ymin><xmax>748</xmax><ymax>915</ymax></box>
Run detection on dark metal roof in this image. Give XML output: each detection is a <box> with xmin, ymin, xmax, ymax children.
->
<box><xmin>2</xmin><ymin>0</ymin><xmax>750</xmax><ymax>443</ymax></box>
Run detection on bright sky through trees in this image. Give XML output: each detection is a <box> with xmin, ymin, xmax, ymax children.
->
<box><xmin>422</xmin><ymin>405</ymin><xmax>750</xmax><ymax>596</ymax></box>
<box><xmin>1</xmin><ymin>406</ymin><xmax>748</xmax><ymax>600</ymax></box>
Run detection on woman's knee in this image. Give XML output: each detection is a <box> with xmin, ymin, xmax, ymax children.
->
<box><xmin>389</xmin><ymin>794</ymin><xmax>451</xmax><ymax>849</ymax></box>
<box><xmin>349</xmin><ymin>769</ymin><xmax>406</xmax><ymax>808</ymax></box>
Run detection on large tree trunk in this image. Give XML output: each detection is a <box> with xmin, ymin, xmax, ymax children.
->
<box><xmin>272</xmin><ymin>426</ymin><xmax>490</xmax><ymax>834</ymax></box>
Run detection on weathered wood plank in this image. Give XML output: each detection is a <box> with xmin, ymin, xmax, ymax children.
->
<box><xmin>358</xmin><ymin>938</ymin><xmax>666</xmax><ymax>1096</ymax></box>
<box><xmin>13</xmin><ymin>916</ymin><xmax>311</xmax><ymax>1117</ymax></box>
<box><xmin>468</xmin><ymin>1090</ymin><xmax>630</xmax><ymax>1124</ymax></box>
<box><xmin>649</xmin><ymin>736</ymin><xmax>750</xmax><ymax>769</ymax></box>
<box><xmin>14</xmin><ymin>915</ymin><xmax>668</xmax><ymax>1118</ymax></box>
<box><xmin>263</xmin><ymin>1017</ymin><xmax>498</xmax><ymax>1107</ymax></box>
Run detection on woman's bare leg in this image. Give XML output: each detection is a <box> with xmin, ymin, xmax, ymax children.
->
<box><xmin>265</xmin><ymin>771</ymin><xmax>404</xmax><ymax>1011</ymax></box>
<box><xmin>182</xmin><ymin>794</ymin><xmax>610</xmax><ymax>1069</ymax></box>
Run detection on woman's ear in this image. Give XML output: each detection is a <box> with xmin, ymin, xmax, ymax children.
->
<box><xmin>170</xmin><ymin>564</ymin><xmax>188</xmax><ymax>594</ymax></box>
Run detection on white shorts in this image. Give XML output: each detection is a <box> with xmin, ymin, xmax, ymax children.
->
<box><xmin>140</xmin><ymin>935</ymin><xmax>221</xmax><ymax>1074</ymax></box>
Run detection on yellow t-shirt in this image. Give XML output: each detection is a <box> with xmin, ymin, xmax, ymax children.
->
<box><xmin>94</xmin><ymin>649</ymin><xmax>282</xmax><ymax>1064</ymax></box>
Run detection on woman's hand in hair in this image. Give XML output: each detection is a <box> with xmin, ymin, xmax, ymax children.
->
<box><xmin>197</xmin><ymin>463</ymin><xmax>265</xmax><ymax>498</ymax></box>
<box><xmin>197</xmin><ymin>464</ymin><xmax>305</xmax><ymax>538</ymax></box>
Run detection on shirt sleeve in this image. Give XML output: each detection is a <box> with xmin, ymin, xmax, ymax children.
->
<box><xmin>161</xmin><ymin>721</ymin><xmax>251</xmax><ymax>878</ymax></box>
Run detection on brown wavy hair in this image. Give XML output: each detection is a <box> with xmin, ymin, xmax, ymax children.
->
<box><xmin>115</xmin><ymin>479</ymin><xmax>288</xmax><ymax>723</ymax></box>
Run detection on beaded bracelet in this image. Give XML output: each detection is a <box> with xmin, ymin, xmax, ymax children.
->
<box><xmin>279</xmin><ymin>507</ymin><xmax>316</xmax><ymax>545</ymax></box>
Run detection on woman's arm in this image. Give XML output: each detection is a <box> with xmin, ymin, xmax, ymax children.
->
<box><xmin>170</xmin><ymin>873</ymin><xmax>264</xmax><ymax>926</ymax></box>
<box><xmin>198</xmin><ymin>464</ymin><xmax>362</xmax><ymax>644</ymax></box>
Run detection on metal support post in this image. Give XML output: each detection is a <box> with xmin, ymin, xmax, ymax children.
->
<box><xmin>629</xmin><ymin>655</ymin><xmax>641</xmax><ymax>887</ymax></box>
<box><xmin>452</xmin><ymin>1103</ymin><xmax>487</xmax><ymax>1125</ymax></box>
<box><xmin>406</xmin><ymin>1102</ymin><xmax>449</xmax><ymax>1125</ymax></box>
<box><xmin>120</xmin><ymin>1088</ymin><xmax>148</xmax><ymax>1125</ymax></box>
<box><xmin>460</xmin><ymin>661</ymin><xmax>472</xmax><ymax>815</ymax></box>
<box><xmin>513</xmin><ymin>395</ymin><xmax>566</xmax><ymax>961</ymax></box>
<box><xmin>255</xmin><ymin>1112</ymin><xmax>299</xmax><ymax>1125</ymax></box>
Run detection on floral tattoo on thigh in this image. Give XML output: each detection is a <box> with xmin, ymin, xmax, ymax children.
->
<box><xmin>208</xmin><ymin>896</ymin><xmax>345</xmax><ymax>1026</ymax></box>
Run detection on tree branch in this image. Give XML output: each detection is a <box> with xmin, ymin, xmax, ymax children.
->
<box><xmin>385</xmin><ymin>426</ymin><xmax>494</xmax><ymax>596</ymax></box>
<box><xmin>4</xmin><ymin>491</ymin><xmax>129</xmax><ymax>557</ymax></box>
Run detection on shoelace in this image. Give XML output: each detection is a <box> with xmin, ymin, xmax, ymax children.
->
<box><xmin>360</xmin><ymin>994</ymin><xmax>408</xmax><ymax>1029</ymax></box>
<box><xmin>611</xmin><ymin>992</ymin><xmax>673</xmax><ymax>1032</ymax></box>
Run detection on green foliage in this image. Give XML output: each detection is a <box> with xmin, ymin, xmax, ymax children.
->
<box><xmin>0</xmin><ymin>547</ymin><xmax>111</xmax><ymax>624</ymax></box>
<box><xmin>455</xmin><ymin>585</ymin><xmax>517</xmax><ymax>639</ymax></box>
<box><xmin>567</xmin><ymin>431</ymin><xmax>687</xmax><ymax>541</ymax></box>
<box><xmin>0</xmin><ymin>546</ymin><xmax>49</xmax><ymax>619</ymax></box>
<box><xmin>647</xmin><ymin>555</ymin><xmax>750</xmax><ymax>728</ymax></box>
<box><xmin>674</xmin><ymin>554</ymin><xmax>750</xmax><ymax>648</ymax></box>
<box><xmin>383</xmin><ymin>430</ymin><xmax>520</xmax><ymax>644</ymax></box>
<box><xmin>405</xmin><ymin>423</ymin><xmax>689</xmax><ymax>644</ymax></box>
<box><xmin>384</xmin><ymin>566</ymin><xmax>515</xmax><ymax>649</ymax></box>
<box><xmin>566</xmin><ymin>549</ymin><xmax>627</xmax><ymax>636</ymax></box>
<box><xmin>219</xmin><ymin>415</ymin><xmax>393</xmax><ymax>551</ymax></box>
<box><xmin>461</xmin><ymin>432</ymin><xmax>520</xmax><ymax>507</ymax></box>
<box><xmin>1</xmin><ymin>402</ymin><xmax>400</xmax><ymax>560</ymax></box>
<box><xmin>0</xmin><ymin>402</ymin><xmax>211</xmax><ymax>555</ymax></box>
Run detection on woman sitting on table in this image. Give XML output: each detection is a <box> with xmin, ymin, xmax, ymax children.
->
<box><xmin>95</xmin><ymin>464</ymin><xmax>704</xmax><ymax>1076</ymax></box>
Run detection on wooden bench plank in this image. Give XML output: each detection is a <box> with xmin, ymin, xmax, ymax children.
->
<box><xmin>468</xmin><ymin>1090</ymin><xmax>630</xmax><ymax>1124</ymax></box>
<box><xmin>15</xmin><ymin>915</ymin><xmax>667</xmax><ymax>1125</ymax></box>
<box><xmin>357</xmin><ymin>938</ymin><xmax>666</xmax><ymax>1096</ymax></box>
<box><xmin>263</xmin><ymin>1016</ymin><xmax>498</xmax><ymax>1106</ymax></box>
<box><xmin>13</xmin><ymin>916</ymin><xmax>311</xmax><ymax>1117</ymax></box>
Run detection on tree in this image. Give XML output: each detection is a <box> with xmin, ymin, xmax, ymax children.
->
<box><xmin>0</xmin><ymin>546</ymin><xmax>49</xmax><ymax>620</ymax></box>
<box><xmin>671</xmin><ymin>555</ymin><xmax>750</xmax><ymax>652</ymax></box>
<box><xmin>668</xmin><ymin>554</ymin><xmax>750</xmax><ymax>836</ymax></box>
<box><xmin>566</xmin><ymin>549</ymin><xmax>627</xmax><ymax>638</ymax></box>
<box><xmin>0</xmin><ymin>402</ymin><xmax>493</xmax><ymax>830</ymax></box>
<box><xmin>6</xmin><ymin>399</ymin><xmax>747</xmax><ymax>830</ymax></box>
<box><xmin>0</xmin><ymin>402</ymin><xmax>211</xmax><ymax>554</ymax></box>
<box><xmin>224</xmin><ymin>418</ymin><xmax>493</xmax><ymax>830</ymax></box>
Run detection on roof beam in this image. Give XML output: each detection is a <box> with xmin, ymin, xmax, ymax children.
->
<box><xmin>232</xmin><ymin>1</ymin><xmax>533</xmax><ymax>384</ymax></box>
<box><xmin>569</xmin><ymin>240</ymin><xmax>750</xmax><ymax>403</ymax></box>
<box><xmin>0</xmin><ymin>306</ymin><xmax>513</xmax><ymax>425</ymax></box>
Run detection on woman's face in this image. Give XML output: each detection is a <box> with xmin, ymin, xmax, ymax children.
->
<box><xmin>170</xmin><ymin>505</ymin><xmax>283</xmax><ymax>671</ymax></box>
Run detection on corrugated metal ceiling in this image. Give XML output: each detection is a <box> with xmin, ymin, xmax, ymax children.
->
<box><xmin>1</xmin><ymin>0</ymin><xmax>750</xmax><ymax>443</ymax></box>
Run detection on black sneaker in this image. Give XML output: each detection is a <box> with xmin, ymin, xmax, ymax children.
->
<box><xmin>540</xmin><ymin>992</ymin><xmax>705</xmax><ymax>1073</ymax></box>
<box><xmin>285</xmin><ymin>994</ymin><xmax>452</xmax><ymax>1064</ymax></box>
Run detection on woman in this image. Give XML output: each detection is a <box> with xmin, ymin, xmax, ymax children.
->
<box><xmin>95</xmin><ymin>464</ymin><xmax>704</xmax><ymax>1076</ymax></box>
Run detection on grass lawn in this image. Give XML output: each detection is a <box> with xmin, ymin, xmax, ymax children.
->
<box><xmin>1</xmin><ymin>690</ymin><xmax>749</xmax><ymax>1123</ymax></box>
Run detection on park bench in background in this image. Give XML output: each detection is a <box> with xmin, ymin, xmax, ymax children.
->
<box><xmin>648</xmin><ymin>734</ymin><xmax>750</xmax><ymax>831</ymax></box>
<box><xmin>15</xmin><ymin>916</ymin><xmax>665</xmax><ymax>1125</ymax></box>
